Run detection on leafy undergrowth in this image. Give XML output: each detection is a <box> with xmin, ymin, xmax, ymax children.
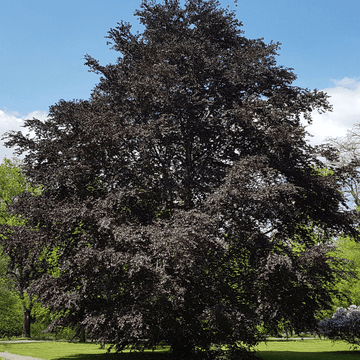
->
<box><xmin>0</xmin><ymin>340</ymin><xmax>359</xmax><ymax>360</ymax></box>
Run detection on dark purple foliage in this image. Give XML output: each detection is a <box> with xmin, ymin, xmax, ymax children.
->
<box><xmin>1</xmin><ymin>0</ymin><xmax>358</xmax><ymax>357</ymax></box>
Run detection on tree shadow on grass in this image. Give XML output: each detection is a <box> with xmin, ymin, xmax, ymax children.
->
<box><xmin>52</xmin><ymin>351</ymin><xmax>360</xmax><ymax>360</ymax></box>
<box><xmin>259</xmin><ymin>350</ymin><xmax>360</xmax><ymax>360</ymax></box>
<box><xmin>53</xmin><ymin>352</ymin><xmax>173</xmax><ymax>360</ymax></box>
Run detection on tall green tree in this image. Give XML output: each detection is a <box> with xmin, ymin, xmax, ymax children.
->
<box><xmin>0</xmin><ymin>247</ymin><xmax>23</xmax><ymax>338</ymax></box>
<box><xmin>324</xmin><ymin>124</ymin><xmax>360</xmax><ymax>309</ymax></box>
<box><xmin>2</xmin><ymin>0</ymin><xmax>358</xmax><ymax>357</ymax></box>
<box><xmin>0</xmin><ymin>158</ymin><xmax>44</xmax><ymax>338</ymax></box>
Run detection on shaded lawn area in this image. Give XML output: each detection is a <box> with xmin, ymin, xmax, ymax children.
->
<box><xmin>0</xmin><ymin>339</ymin><xmax>359</xmax><ymax>359</ymax></box>
<box><xmin>257</xmin><ymin>339</ymin><xmax>360</xmax><ymax>360</ymax></box>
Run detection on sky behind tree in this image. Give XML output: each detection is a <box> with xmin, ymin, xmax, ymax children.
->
<box><xmin>1</xmin><ymin>0</ymin><xmax>359</xmax><ymax>158</ymax></box>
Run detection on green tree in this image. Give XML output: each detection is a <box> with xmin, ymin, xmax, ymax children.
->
<box><xmin>0</xmin><ymin>158</ymin><xmax>30</xmax><ymax>226</ymax></box>
<box><xmin>0</xmin><ymin>158</ymin><xmax>44</xmax><ymax>338</ymax></box>
<box><xmin>331</xmin><ymin>236</ymin><xmax>360</xmax><ymax>308</ymax></box>
<box><xmin>2</xmin><ymin>0</ymin><xmax>358</xmax><ymax>357</ymax></box>
<box><xmin>324</xmin><ymin>124</ymin><xmax>360</xmax><ymax>309</ymax></box>
<box><xmin>0</xmin><ymin>248</ymin><xmax>22</xmax><ymax>338</ymax></box>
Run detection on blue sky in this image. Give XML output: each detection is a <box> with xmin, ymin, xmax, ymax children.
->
<box><xmin>1</xmin><ymin>0</ymin><xmax>360</xmax><ymax>158</ymax></box>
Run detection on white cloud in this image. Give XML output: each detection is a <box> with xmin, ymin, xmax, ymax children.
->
<box><xmin>0</xmin><ymin>109</ymin><xmax>48</xmax><ymax>159</ymax></box>
<box><xmin>332</xmin><ymin>77</ymin><xmax>360</xmax><ymax>90</ymax></box>
<box><xmin>305</xmin><ymin>78</ymin><xmax>360</xmax><ymax>145</ymax></box>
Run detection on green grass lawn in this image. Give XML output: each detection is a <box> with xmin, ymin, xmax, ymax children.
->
<box><xmin>0</xmin><ymin>342</ymin><xmax>170</xmax><ymax>359</ymax></box>
<box><xmin>0</xmin><ymin>339</ymin><xmax>359</xmax><ymax>359</ymax></box>
<box><xmin>257</xmin><ymin>339</ymin><xmax>360</xmax><ymax>360</ymax></box>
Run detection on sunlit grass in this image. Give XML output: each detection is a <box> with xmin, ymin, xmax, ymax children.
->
<box><xmin>0</xmin><ymin>342</ymin><xmax>170</xmax><ymax>359</ymax></box>
<box><xmin>0</xmin><ymin>339</ymin><xmax>359</xmax><ymax>359</ymax></box>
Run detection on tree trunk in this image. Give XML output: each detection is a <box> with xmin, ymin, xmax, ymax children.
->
<box><xmin>79</xmin><ymin>327</ymin><xmax>86</xmax><ymax>343</ymax></box>
<box><xmin>23</xmin><ymin>309</ymin><xmax>31</xmax><ymax>338</ymax></box>
<box><xmin>170</xmin><ymin>337</ymin><xmax>194</xmax><ymax>359</ymax></box>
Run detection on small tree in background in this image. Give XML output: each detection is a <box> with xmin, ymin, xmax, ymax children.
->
<box><xmin>2</xmin><ymin>0</ymin><xmax>359</xmax><ymax>357</ymax></box>
<box><xmin>319</xmin><ymin>305</ymin><xmax>360</xmax><ymax>347</ymax></box>
<box><xmin>0</xmin><ymin>247</ymin><xmax>22</xmax><ymax>338</ymax></box>
<box><xmin>0</xmin><ymin>158</ymin><xmax>45</xmax><ymax>338</ymax></box>
<box><xmin>323</xmin><ymin>125</ymin><xmax>360</xmax><ymax>312</ymax></box>
<box><xmin>325</xmin><ymin>124</ymin><xmax>360</xmax><ymax>207</ymax></box>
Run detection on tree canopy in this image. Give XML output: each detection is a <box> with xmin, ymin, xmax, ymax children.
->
<box><xmin>2</xmin><ymin>0</ymin><xmax>358</xmax><ymax>358</ymax></box>
<box><xmin>0</xmin><ymin>158</ymin><xmax>36</xmax><ymax>225</ymax></box>
<box><xmin>325</xmin><ymin>124</ymin><xmax>360</xmax><ymax>208</ymax></box>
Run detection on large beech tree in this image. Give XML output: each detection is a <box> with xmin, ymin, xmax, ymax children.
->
<box><xmin>2</xmin><ymin>0</ymin><xmax>358</xmax><ymax>357</ymax></box>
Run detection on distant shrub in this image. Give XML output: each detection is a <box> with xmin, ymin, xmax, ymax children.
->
<box><xmin>318</xmin><ymin>305</ymin><xmax>360</xmax><ymax>347</ymax></box>
<box><xmin>30</xmin><ymin>303</ymin><xmax>77</xmax><ymax>340</ymax></box>
<box><xmin>31</xmin><ymin>322</ymin><xmax>76</xmax><ymax>341</ymax></box>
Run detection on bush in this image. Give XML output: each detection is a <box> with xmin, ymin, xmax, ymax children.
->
<box><xmin>318</xmin><ymin>305</ymin><xmax>360</xmax><ymax>347</ymax></box>
<box><xmin>31</xmin><ymin>322</ymin><xmax>77</xmax><ymax>341</ymax></box>
<box><xmin>30</xmin><ymin>303</ymin><xmax>77</xmax><ymax>340</ymax></box>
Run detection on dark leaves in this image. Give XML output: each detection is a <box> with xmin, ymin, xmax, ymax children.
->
<box><xmin>1</xmin><ymin>0</ymin><xmax>358</xmax><ymax>358</ymax></box>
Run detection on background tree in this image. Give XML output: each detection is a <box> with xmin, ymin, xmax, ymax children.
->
<box><xmin>318</xmin><ymin>305</ymin><xmax>360</xmax><ymax>347</ymax></box>
<box><xmin>325</xmin><ymin>124</ymin><xmax>360</xmax><ymax>207</ymax></box>
<box><xmin>0</xmin><ymin>158</ymin><xmax>31</xmax><ymax>226</ymax></box>
<box><xmin>324</xmin><ymin>125</ymin><xmax>360</xmax><ymax>310</ymax></box>
<box><xmin>2</xmin><ymin>0</ymin><xmax>358</xmax><ymax>357</ymax></box>
<box><xmin>0</xmin><ymin>158</ymin><xmax>45</xmax><ymax>338</ymax></box>
<box><xmin>0</xmin><ymin>247</ymin><xmax>23</xmax><ymax>338</ymax></box>
<box><xmin>332</xmin><ymin>236</ymin><xmax>360</xmax><ymax>308</ymax></box>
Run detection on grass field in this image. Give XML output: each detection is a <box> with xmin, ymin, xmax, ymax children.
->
<box><xmin>0</xmin><ymin>342</ymin><xmax>170</xmax><ymax>359</ymax></box>
<box><xmin>0</xmin><ymin>339</ymin><xmax>359</xmax><ymax>359</ymax></box>
<box><xmin>257</xmin><ymin>339</ymin><xmax>360</xmax><ymax>360</ymax></box>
